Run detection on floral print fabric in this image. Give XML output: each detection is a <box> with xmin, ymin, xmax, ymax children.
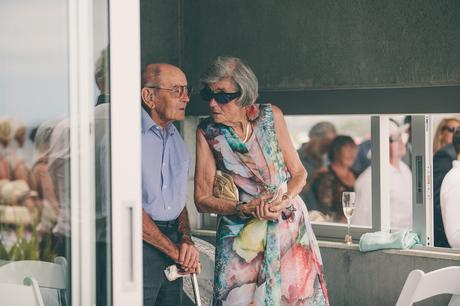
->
<box><xmin>199</xmin><ymin>104</ymin><xmax>329</xmax><ymax>306</ymax></box>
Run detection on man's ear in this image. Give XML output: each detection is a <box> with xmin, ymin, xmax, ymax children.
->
<box><xmin>141</xmin><ymin>87</ymin><xmax>155</xmax><ymax>109</ymax></box>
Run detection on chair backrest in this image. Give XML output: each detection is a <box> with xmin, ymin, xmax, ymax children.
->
<box><xmin>396</xmin><ymin>266</ymin><xmax>460</xmax><ymax>306</ymax></box>
<box><xmin>0</xmin><ymin>256</ymin><xmax>66</xmax><ymax>289</ymax></box>
<box><xmin>182</xmin><ymin>237</ymin><xmax>215</xmax><ymax>306</ymax></box>
<box><xmin>0</xmin><ymin>276</ymin><xmax>45</xmax><ymax>306</ymax></box>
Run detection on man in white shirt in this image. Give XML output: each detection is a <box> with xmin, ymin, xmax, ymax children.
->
<box><xmin>353</xmin><ymin>119</ymin><xmax>412</xmax><ymax>230</ymax></box>
<box><xmin>440</xmin><ymin>128</ymin><xmax>460</xmax><ymax>248</ymax></box>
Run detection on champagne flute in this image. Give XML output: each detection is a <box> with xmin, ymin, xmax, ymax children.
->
<box><xmin>342</xmin><ymin>191</ymin><xmax>356</xmax><ymax>245</ymax></box>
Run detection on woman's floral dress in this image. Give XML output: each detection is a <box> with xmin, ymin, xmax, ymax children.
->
<box><xmin>199</xmin><ymin>103</ymin><xmax>329</xmax><ymax>306</ymax></box>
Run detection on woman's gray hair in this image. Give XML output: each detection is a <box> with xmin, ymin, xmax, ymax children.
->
<box><xmin>200</xmin><ymin>56</ymin><xmax>258</xmax><ymax>107</ymax></box>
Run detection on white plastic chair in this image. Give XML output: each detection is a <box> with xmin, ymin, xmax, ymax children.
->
<box><xmin>0</xmin><ymin>276</ymin><xmax>45</xmax><ymax>306</ymax></box>
<box><xmin>396</xmin><ymin>266</ymin><xmax>460</xmax><ymax>306</ymax></box>
<box><xmin>0</xmin><ymin>256</ymin><xmax>67</xmax><ymax>306</ymax></box>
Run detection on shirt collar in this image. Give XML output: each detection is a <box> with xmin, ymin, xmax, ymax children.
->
<box><xmin>453</xmin><ymin>160</ymin><xmax>460</xmax><ymax>168</ymax></box>
<box><xmin>141</xmin><ymin>108</ymin><xmax>176</xmax><ymax>136</ymax></box>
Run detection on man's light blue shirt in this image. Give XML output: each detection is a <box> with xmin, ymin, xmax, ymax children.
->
<box><xmin>142</xmin><ymin>108</ymin><xmax>191</xmax><ymax>221</ymax></box>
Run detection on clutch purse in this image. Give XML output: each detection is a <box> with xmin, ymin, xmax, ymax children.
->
<box><xmin>213</xmin><ymin>170</ymin><xmax>239</xmax><ymax>202</ymax></box>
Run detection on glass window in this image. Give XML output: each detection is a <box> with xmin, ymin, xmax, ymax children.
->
<box><xmin>189</xmin><ymin>108</ymin><xmax>460</xmax><ymax>251</ymax></box>
<box><xmin>193</xmin><ymin>115</ymin><xmax>373</xmax><ymax>234</ymax></box>
<box><xmin>0</xmin><ymin>0</ymin><xmax>113</xmax><ymax>305</ymax></box>
<box><xmin>285</xmin><ymin>115</ymin><xmax>372</xmax><ymax>229</ymax></box>
<box><xmin>0</xmin><ymin>1</ymin><xmax>72</xmax><ymax>304</ymax></box>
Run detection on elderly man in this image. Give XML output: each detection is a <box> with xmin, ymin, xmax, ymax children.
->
<box><xmin>297</xmin><ymin>121</ymin><xmax>337</xmax><ymax>210</ymax></box>
<box><xmin>141</xmin><ymin>63</ymin><xmax>199</xmax><ymax>306</ymax></box>
<box><xmin>440</xmin><ymin>128</ymin><xmax>460</xmax><ymax>249</ymax></box>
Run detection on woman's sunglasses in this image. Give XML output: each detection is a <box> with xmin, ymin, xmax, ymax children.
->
<box><xmin>442</xmin><ymin>126</ymin><xmax>460</xmax><ymax>133</ymax></box>
<box><xmin>200</xmin><ymin>87</ymin><xmax>241</xmax><ymax>104</ymax></box>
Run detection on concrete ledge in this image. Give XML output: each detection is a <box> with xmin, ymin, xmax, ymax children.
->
<box><xmin>193</xmin><ymin>229</ymin><xmax>460</xmax><ymax>261</ymax></box>
<box><xmin>318</xmin><ymin>240</ymin><xmax>460</xmax><ymax>260</ymax></box>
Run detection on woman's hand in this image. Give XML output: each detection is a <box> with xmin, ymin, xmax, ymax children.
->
<box><xmin>240</xmin><ymin>194</ymin><xmax>272</xmax><ymax>216</ymax></box>
<box><xmin>250</xmin><ymin>193</ymin><xmax>283</xmax><ymax>221</ymax></box>
<box><xmin>254</xmin><ymin>202</ymin><xmax>280</xmax><ymax>220</ymax></box>
<box><xmin>268</xmin><ymin>193</ymin><xmax>291</xmax><ymax>214</ymax></box>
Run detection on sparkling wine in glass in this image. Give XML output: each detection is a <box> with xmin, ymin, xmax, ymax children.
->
<box><xmin>342</xmin><ymin>191</ymin><xmax>356</xmax><ymax>245</ymax></box>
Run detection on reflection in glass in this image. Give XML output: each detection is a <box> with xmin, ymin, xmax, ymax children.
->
<box><xmin>94</xmin><ymin>45</ymin><xmax>111</xmax><ymax>306</ymax></box>
<box><xmin>0</xmin><ymin>0</ymin><xmax>72</xmax><ymax>304</ymax></box>
<box><xmin>93</xmin><ymin>0</ymin><xmax>111</xmax><ymax>304</ymax></box>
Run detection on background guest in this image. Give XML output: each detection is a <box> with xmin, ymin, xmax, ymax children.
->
<box><xmin>353</xmin><ymin>119</ymin><xmax>412</xmax><ymax>229</ymax></box>
<box><xmin>311</xmin><ymin>135</ymin><xmax>357</xmax><ymax>223</ymax></box>
<box><xmin>440</xmin><ymin>128</ymin><xmax>460</xmax><ymax>249</ymax></box>
<box><xmin>298</xmin><ymin>121</ymin><xmax>337</xmax><ymax>210</ymax></box>
<box><xmin>433</xmin><ymin>117</ymin><xmax>460</xmax><ymax>247</ymax></box>
<box><xmin>433</xmin><ymin>118</ymin><xmax>460</xmax><ymax>154</ymax></box>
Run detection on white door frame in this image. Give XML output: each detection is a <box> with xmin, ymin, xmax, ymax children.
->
<box><xmin>69</xmin><ymin>0</ymin><xmax>142</xmax><ymax>304</ymax></box>
<box><xmin>109</xmin><ymin>0</ymin><xmax>143</xmax><ymax>305</ymax></box>
<box><xmin>68</xmin><ymin>0</ymin><xmax>96</xmax><ymax>304</ymax></box>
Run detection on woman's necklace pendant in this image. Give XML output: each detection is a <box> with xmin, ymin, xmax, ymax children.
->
<box><xmin>242</xmin><ymin>122</ymin><xmax>251</xmax><ymax>143</ymax></box>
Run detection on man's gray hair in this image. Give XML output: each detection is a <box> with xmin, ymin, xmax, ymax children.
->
<box><xmin>142</xmin><ymin>64</ymin><xmax>162</xmax><ymax>87</ymax></box>
<box><xmin>200</xmin><ymin>56</ymin><xmax>258</xmax><ymax>107</ymax></box>
<box><xmin>309</xmin><ymin>122</ymin><xmax>337</xmax><ymax>139</ymax></box>
<box><xmin>95</xmin><ymin>47</ymin><xmax>109</xmax><ymax>83</ymax></box>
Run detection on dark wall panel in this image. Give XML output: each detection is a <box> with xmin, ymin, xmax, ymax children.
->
<box><xmin>140</xmin><ymin>0</ymin><xmax>180</xmax><ymax>68</ymax></box>
<box><xmin>186</xmin><ymin>86</ymin><xmax>460</xmax><ymax>116</ymax></box>
<box><xmin>183</xmin><ymin>0</ymin><xmax>460</xmax><ymax>90</ymax></box>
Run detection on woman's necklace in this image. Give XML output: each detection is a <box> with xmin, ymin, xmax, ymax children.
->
<box><xmin>242</xmin><ymin>121</ymin><xmax>251</xmax><ymax>143</ymax></box>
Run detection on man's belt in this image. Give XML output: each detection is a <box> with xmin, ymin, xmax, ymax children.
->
<box><xmin>153</xmin><ymin>218</ymin><xmax>179</xmax><ymax>230</ymax></box>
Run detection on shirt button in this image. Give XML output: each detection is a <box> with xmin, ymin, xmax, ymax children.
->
<box><xmin>167</xmin><ymin>206</ymin><xmax>171</xmax><ymax>210</ymax></box>
<box><xmin>163</xmin><ymin>185</ymin><xmax>168</xmax><ymax>189</ymax></box>
<box><xmin>163</xmin><ymin>162</ymin><xmax>166</xmax><ymax>167</ymax></box>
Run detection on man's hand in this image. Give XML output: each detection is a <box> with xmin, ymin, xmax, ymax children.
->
<box><xmin>177</xmin><ymin>238</ymin><xmax>201</xmax><ymax>274</ymax></box>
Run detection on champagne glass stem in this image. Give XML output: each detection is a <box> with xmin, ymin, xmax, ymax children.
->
<box><xmin>347</xmin><ymin>217</ymin><xmax>350</xmax><ymax>237</ymax></box>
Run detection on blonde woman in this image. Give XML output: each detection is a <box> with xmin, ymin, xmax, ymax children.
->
<box><xmin>433</xmin><ymin>118</ymin><xmax>460</xmax><ymax>153</ymax></box>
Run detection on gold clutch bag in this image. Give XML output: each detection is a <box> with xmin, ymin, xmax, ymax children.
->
<box><xmin>213</xmin><ymin>170</ymin><xmax>239</xmax><ymax>202</ymax></box>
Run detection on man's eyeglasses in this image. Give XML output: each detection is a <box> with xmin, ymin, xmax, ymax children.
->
<box><xmin>200</xmin><ymin>86</ymin><xmax>241</xmax><ymax>104</ymax></box>
<box><xmin>146</xmin><ymin>85</ymin><xmax>192</xmax><ymax>98</ymax></box>
<box><xmin>442</xmin><ymin>126</ymin><xmax>460</xmax><ymax>133</ymax></box>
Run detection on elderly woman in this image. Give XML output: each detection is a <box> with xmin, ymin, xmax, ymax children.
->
<box><xmin>194</xmin><ymin>56</ymin><xmax>329</xmax><ymax>305</ymax></box>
